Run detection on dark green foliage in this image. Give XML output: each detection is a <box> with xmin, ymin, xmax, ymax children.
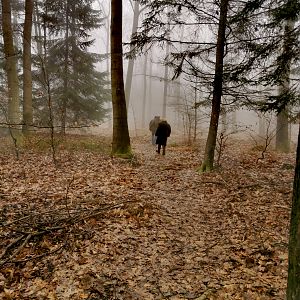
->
<box><xmin>33</xmin><ymin>0</ymin><xmax>110</xmax><ymax>127</ymax></box>
<box><xmin>272</xmin><ymin>0</ymin><xmax>300</xmax><ymax>23</ymax></box>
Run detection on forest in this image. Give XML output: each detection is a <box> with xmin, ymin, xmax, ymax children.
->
<box><xmin>0</xmin><ymin>0</ymin><xmax>300</xmax><ymax>299</ymax></box>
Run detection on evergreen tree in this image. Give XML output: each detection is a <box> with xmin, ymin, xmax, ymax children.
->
<box><xmin>33</xmin><ymin>0</ymin><xmax>110</xmax><ymax>131</ymax></box>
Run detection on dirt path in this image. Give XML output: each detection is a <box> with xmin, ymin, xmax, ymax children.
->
<box><xmin>0</xmin><ymin>136</ymin><xmax>293</xmax><ymax>299</ymax></box>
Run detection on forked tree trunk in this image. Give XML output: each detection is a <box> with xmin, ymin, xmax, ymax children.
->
<box><xmin>1</xmin><ymin>0</ymin><xmax>21</xmax><ymax>138</ymax></box>
<box><xmin>199</xmin><ymin>0</ymin><xmax>229</xmax><ymax>172</ymax></box>
<box><xmin>22</xmin><ymin>0</ymin><xmax>34</xmax><ymax>135</ymax></box>
<box><xmin>111</xmin><ymin>0</ymin><xmax>131</xmax><ymax>156</ymax></box>
<box><xmin>287</xmin><ymin>122</ymin><xmax>300</xmax><ymax>299</ymax></box>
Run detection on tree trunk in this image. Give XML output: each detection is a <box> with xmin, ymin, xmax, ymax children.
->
<box><xmin>287</xmin><ymin>122</ymin><xmax>300</xmax><ymax>299</ymax></box>
<box><xmin>22</xmin><ymin>0</ymin><xmax>34</xmax><ymax>135</ymax></box>
<box><xmin>1</xmin><ymin>0</ymin><xmax>21</xmax><ymax>138</ymax></box>
<box><xmin>111</xmin><ymin>0</ymin><xmax>131</xmax><ymax>157</ymax></box>
<box><xmin>147</xmin><ymin>50</ymin><xmax>153</xmax><ymax>119</ymax></box>
<box><xmin>61</xmin><ymin>0</ymin><xmax>70</xmax><ymax>135</ymax></box>
<box><xmin>33</xmin><ymin>1</ymin><xmax>43</xmax><ymax>57</ymax></box>
<box><xmin>199</xmin><ymin>0</ymin><xmax>229</xmax><ymax>172</ymax></box>
<box><xmin>141</xmin><ymin>53</ymin><xmax>148</xmax><ymax>128</ymax></box>
<box><xmin>276</xmin><ymin>106</ymin><xmax>289</xmax><ymax>152</ymax></box>
<box><xmin>193</xmin><ymin>79</ymin><xmax>198</xmax><ymax>142</ymax></box>
<box><xmin>162</xmin><ymin>39</ymin><xmax>169</xmax><ymax>118</ymax></box>
<box><xmin>276</xmin><ymin>19</ymin><xmax>294</xmax><ymax>153</ymax></box>
<box><xmin>125</xmin><ymin>0</ymin><xmax>140</xmax><ymax>108</ymax></box>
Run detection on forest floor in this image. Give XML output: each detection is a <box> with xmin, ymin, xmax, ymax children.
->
<box><xmin>0</xmin><ymin>133</ymin><xmax>295</xmax><ymax>300</ymax></box>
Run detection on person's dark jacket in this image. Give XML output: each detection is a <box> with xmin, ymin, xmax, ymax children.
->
<box><xmin>155</xmin><ymin>121</ymin><xmax>171</xmax><ymax>146</ymax></box>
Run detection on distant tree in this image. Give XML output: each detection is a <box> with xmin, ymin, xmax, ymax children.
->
<box><xmin>125</xmin><ymin>0</ymin><xmax>141</xmax><ymax>108</ymax></box>
<box><xmin>22</xmin><ymin>0</ymin><xmax>34</xmax><ymax>135</ymax></box>
<box><xmin>1</xmin><ymin>0</ymin><xmax>21</xmax><ymax>139</ymax></box>
<box><xmin>110</xmin><ymin>0</ymin><xmax>131</xmax><ymax>157</ymax></box>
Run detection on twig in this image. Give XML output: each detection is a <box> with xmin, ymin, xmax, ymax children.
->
<box><xmin>11</xmin><ymin>242</ymin><xmax>65</xmax><ymax>264</ymax></box>
<box><xmin>0</xmin><ymin>234</ymin><xmax>32</xmax><ymax>266</ymax></box>
<box><xmin>0</xmin><ymin>235</ymin><xmax>24</xmax><ymax>260</ymax></box>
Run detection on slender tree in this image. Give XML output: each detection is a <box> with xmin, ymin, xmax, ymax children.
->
<box><xmin>162</xmin><ymin>40</ymin><xmax>169</xmax><ymax>118</ymax></box>
<box><xmin>111</xmin><ymin>0</ymin><xmax>131</xmax><ymax>156</ymax></box>
<box><xmin>141</xmin><ymin>52</ymin><xmax>148</xmax><ymax>127</ymax></box>
<box><xmin>22</xmin><ymin>0</ymin><xmax>34</xmax><ymax>135</ymax></box>
<box><xmin>125</xmin><ymin>0</ymin><xmax>140</xmax><ymax>108</ymax></box>
<box><xmin>1</xmin><ymin>0</ymin><xmax>21</xmax><ymax>138</ymax></box>
<box><xmin>199</xmin><ymin>0</ymin><xmax>229</xmax><ymax>172</ymax></box>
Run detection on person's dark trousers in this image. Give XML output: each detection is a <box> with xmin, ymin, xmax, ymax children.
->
<box><xmin>157</xmin><ymin>144</ymin><xmax>161</xmax><ymax>154</ymax></box>
<box><xmin>157</xmin><ymin>145</ymin><xmax>166</xmax><ymax>155</ymax></box>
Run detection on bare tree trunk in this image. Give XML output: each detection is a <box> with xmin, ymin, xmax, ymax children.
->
<box><xmin>147</xmin><ymin>51</ymin><xmax>153</xmax><ymax>119</ymax></box>
<box><xmin>162</xmin><ymin>40</ymin><xmax>169</xmax><ymax>118</ymax></box>
<box><xmin>141</xmin><ymin>53</ymin><xmax>148</xmax><ymax>128</ymax></box>
<box><xmin>1</xmin><ymin>0</ymin><xmax>21</xmax><ymax>140</ymax></box>
<box><xmin>125</xmin><ymin>0</ymin><xmax>140</xmax><ymax>108</ymax></box>
<box><xmin>193</xmin><ymin>79</ymin><xmax>198</xmax><ymax>142</ymax></box>
<box><xmin>258</xmin><ymin>112</ymin><xmax>266</xmax><ymax>137</ymax></box>
<box><xmin>61</xmin><ymin>0</ymin><xmax>70</xmax><ymax>135</ymax></box>
<box><xmin>22</xmin><ymin>0</ymin><xmax>34</xmax><ymax>135</ymax></box>
<box><xmin>276</xmin><ymin>19</ymin><xmax>294</xmax><ymax>153</ymax></box>
<box><xmin>287</xmin><ymin>121</ymin><xmax>300</xmax><ymax>299</ymax></box>
<box><xmin>199</xmin><ymin>0</ymin><xmax>229</xmax><ymax>172</ymax></box>
<box><xmin>276</xmin><ymin>106</ymin><xmax>289</xmax><ymax>152</ymax></box>
<box><xmin>33</xmin><ymin>1</ymin><xmax>43</xmax><ymax>57</ymax></box>
<box><xmin>96</xmin><ymin>0</ymin><xmax>111</xmax><ymax>125</ymax></box>
<box><xmin>111</xmin><ymin>0</ymin><xmax>131</xmax><ymax>156</ymax></box>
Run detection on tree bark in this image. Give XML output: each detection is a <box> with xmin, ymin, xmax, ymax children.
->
<box><xmin>276</xmin><ymin>106</ymin><xmax>289</xmax><ymax>152</ymax></box>
<box><xmin>33</xmin><ymin>1</ymin><xmax>43</xmax><ymax>57</ymax></box>
<box><xmin>287</xmin><ymin>121</ymin><xmax>300</xmax><ymax>299</ymax></box>
<box><xmin>125</xmin><ymin>0</ymin><xmax>140</xmax><ymax>108</ymax></box>
<box><xmin>141</xmin><ymin>52</ymin><xmax>148</xmax><ymax>128</ymax></box>
<box><xmin>22</xmin><ymin>0</ymin><xmax>34</xmax><ymax>135</ymax></box>
<box><xmin>162</xmin><ymin>45</ymin><xmax>169</xmax><ymax>118</ymax></box>
<box><xmin>199</xmin><ymin>0</ymin><xmax>229</xmax><ymax>172</ymax></box>
<box><xmin>1</xmin><ymin>0</ymin><xmax>21</xmax><ymax>138</ymax></box>
<box><xmin>276</xmin><ymin>20</ymin><xmax>294</xmax><ymax>153</ymax></box>
<box><xmin>111</xmin><ymin>0</ymin><xmax>131</xmax><ymax>156</ymax></box>
<box><xmin>61</xmin><ymin>0</ymin><xmax>70</xmax><ymax>135</ymax></box>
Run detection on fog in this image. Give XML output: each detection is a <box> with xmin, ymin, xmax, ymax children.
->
<box><xmin>88</xmin><ymin>1</ymin><xmax>299</xmax><ymax>147</ymax></box>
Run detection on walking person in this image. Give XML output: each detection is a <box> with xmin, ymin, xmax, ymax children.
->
<box><xmin>149</xmin><ymin>116</ymin><xmax>160</xmax><ymax>145</ymax></box>
<box><xmin>155</xmin><ymin>119</ymin><xmax>171</xmax><ymax>155</ymax></box>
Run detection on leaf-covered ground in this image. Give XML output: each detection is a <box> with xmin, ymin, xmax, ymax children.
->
<box><xmin>0</xmin><ymin>134</ymin><xmax>295</xmax><ymax>299</ymax></box>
